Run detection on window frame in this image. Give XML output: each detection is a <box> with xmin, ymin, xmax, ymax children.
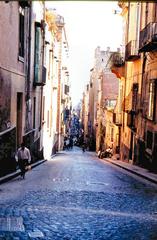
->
<box><xmin>18</xmin><ymin>6</ymin><xmax>25</xmax><ymax>60</ymax></box>
<box><xmin>147</xmin><ymin>81</ymin><xmax>156</xmax><ymax>121</ymax></box>
<box><xmin>34</xmin><ymin>22</ymin><xmax>42</xmax><ymax>84</ymax></box>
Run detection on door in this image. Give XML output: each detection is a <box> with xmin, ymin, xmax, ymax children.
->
<box><xmin>16</xmin><ymin>93</ymin><xmax>23</xmax><ymax>146</ymax></box>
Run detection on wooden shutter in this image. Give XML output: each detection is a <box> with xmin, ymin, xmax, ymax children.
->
<box><xmin>34</xmin><ymin>24</ymin><xmax>41</xmax><ymax>84</ymax></box>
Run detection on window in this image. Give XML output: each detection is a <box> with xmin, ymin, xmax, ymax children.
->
<box><xmin>132</xmin><ymin>83</ymin><xmax>138</xmax><ymax>111</ymax></box>
<box><xmin>64</xmin><ymin>85</ymin><xmax>69</xmax><ymax>95</ymax></box>
<box><xmin>105</xmin><ymin>99</ymin><xmax>116</xmax><ymax>108</ymax></box>
<box><xmin>111</xmin><ymin>128</ymin><xmax>114</xmax><ymax>142</ymax></box>
<box><xmin>33</xmin><ymin>97</ymin><xmax>36</xmax><ymax>129</ymax></box>
<box><xmin>34</xmin><ymin>22</ymin><xmax>42</xmax><ymax>84</ymax></box>
<box><xmin>19</xmin><ymin>6</ymin><xmax>25</xmax><ymax>58</ymax></box>
<box><xmin>148</xmin><ymin>82</ymin><xmax>155</xmax><ymax>120</ymax></box>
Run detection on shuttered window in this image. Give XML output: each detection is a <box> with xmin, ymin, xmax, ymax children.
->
<box><xmin>148</xmin><ymin>81</ymin><xmax>155</xmax><ymax>120</ymax></box>
<box><xmin>19</xmin><ymin>6</ymin><xmax>25</xmax><ymax>58</ymax></box>
<box><xmin>34</xmin><ymin>23</ymin><xmax>41</xmax><ymax>84</ymax></box>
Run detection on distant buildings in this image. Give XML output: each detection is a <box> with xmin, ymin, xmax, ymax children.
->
<box><xmin>82</xmin><ymin>47</ymin><xmax>119</xmax><ymax>152</ymax></box>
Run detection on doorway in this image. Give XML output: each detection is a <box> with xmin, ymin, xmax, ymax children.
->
<box><xmin>16</xmin><ymin>93</ymin><xmax>23</xmax><ymax>147</ymax></box>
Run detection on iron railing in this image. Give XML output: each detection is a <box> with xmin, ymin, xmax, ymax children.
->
<box><xmin>125</xmin><ymin>40</ymin><xmax>139</xmax><ymax>61</ymax></box>
<box><xmin>139</xmin><ymin>22</ymin><xmax>157</xmax><ymax>52</ymax></box>
<box><xmin>112</xmin><ymin>52</ymin><xmax>124</xmax><ymax>67</ymax></box>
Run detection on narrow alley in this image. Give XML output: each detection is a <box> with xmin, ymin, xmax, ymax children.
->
<box><xmin>0</xmin><ymin>148</ymin><xmax>157</xmax><ymax>239</ymax></box>
<box><xmin>1</xmin><ymin>2</ymin><xmax>157</xmax><ymax>239</ymax></box>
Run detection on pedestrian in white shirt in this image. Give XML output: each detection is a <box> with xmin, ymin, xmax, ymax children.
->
<box><xmin>17</xmin><ymin>142</ymin><xmax>31</xmax><ymax>179</ymax></box>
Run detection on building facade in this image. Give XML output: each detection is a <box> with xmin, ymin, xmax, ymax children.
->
<box><xmin>0</xmin><ymin>1</ymin><xmax>71</xmax><ymax>176</ymax></box>
<box><xmin>81</xmin><ymin>47</ymin><xmax>119</xmax><ymax>152</ymax></box>
<box><xmin>110</xmin><ymin>2</ymin><xmax>157</xmax><ymax>171</ymax></box>
<box><xmin>0</xmin><ymin>1</ymin><xmax>46</xmax><ymax>176</ymax></box>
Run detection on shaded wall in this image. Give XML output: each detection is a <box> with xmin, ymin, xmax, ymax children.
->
<box><xmin>0</xmin><ymin>127</ymin><xmax>16</xmax><ymax>177</ymax></box>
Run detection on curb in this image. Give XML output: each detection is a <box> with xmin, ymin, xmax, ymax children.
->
<box><xmin>51</xmin><ymin>153</ymin><xmax>57</xmax><ymax>158</ymax></box>
<box><xmin>104</xmin><ymin>159</ymin><xmax>157</xmax><ymax>185</ymax></box>
<box><xmin>0</xmin><ymin>159</ymin><xmax>47</xmax><ymax>185</ymax></box>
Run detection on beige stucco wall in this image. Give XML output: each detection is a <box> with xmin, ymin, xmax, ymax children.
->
<box><xmin>0</xmin><ymin>2</ymin><xmax>26</xmax><ymax>136</ymax></box>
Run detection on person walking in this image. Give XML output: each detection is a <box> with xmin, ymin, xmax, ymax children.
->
<box><xmin>17</xmin><ymin>142</ymin><xmax>31</xmax><ymax>179</ymax></box>
<box><xmin>82</xmin><ymin>142</ymin><xmax>86</xmax><ymax>153</ymax></box>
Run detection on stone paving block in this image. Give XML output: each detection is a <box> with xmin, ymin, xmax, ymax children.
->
<box><xmin>28</xmin><ymin>230</ymin><xmax>44</xmax><ymax>238</ymax></box>
<box><xmin>0</xmin><ymin>217</ymin><xmax>25</xmax><ymax>231</ymax></box>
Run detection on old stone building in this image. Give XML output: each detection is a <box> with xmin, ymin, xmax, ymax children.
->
<box><xmin>82</xmin><ymin>47</ymin><xmax>119</xmax><ymax>152</ymax></box>
<box><xmin>0</xmin><ymin>1</ymin><xmax>71</xmax><ymax>177</ymax></box>
<box><xmin>138</xmin><ymin>2</ymin><xmax>157</xmax><ymax>170</ymax></box>
<box><xmin>0</xmin><ymin>1</ymin><xmax>47</xmax><ymax>177</ymax></box>
<box><xmin>0</xmin><ymin>1</ymin><xmax>45</xmax><ymax>177</ymax></box>
<box><xmin>110</xmin><ymin>2</ymin><xmax>157</xmax><ymax>171</ymax></box>
<box><xmin>43</xmin><ymin>9</ymin><xmax>70</xmax><ymax>158</ymax></box>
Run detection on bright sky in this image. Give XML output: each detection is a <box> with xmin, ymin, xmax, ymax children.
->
<box><xmin>46</xmin><ymin>1</ymin><xmax>123</xmax><ymax>106</ymax></box>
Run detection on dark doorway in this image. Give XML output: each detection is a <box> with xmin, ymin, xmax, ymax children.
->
<box><xmin>16</xmin><ymin>93</ymin><xmax>23</xmax><ymax>146</ymax></box>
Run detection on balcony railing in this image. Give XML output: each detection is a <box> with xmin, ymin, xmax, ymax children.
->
<box><xmin>34</xmin><ymin>66</ymin><xmax>46</xmax><ymax>86</ymax></box>
<box><xmin>139</xmin><ymin>22</ymin><xmax>157</xmax><ymax>52</ymax></box>
<box><xmin>64</xmin><ymin>84</ymin><xmax>69</xmax><ymax>95</ymax></box>
<box><xmin>125</xmin><ymin>40</ymin><xmax>140</xmax><ymax>61</ymax></box>
<box><xmin>113</xmin><ymin>112</ymin><xmax>122</xmax><ymax>126</ymax></box>
<box><xmin>111</xmin><ymin>52</ymin><xmax>125</xmax><ymax>67</ymax></box>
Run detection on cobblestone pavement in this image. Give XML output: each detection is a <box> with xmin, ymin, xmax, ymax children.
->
<box><xmin>1</xmin><ymin>148</ymin><xmax>157</xmax><ymax>239</ymax></box>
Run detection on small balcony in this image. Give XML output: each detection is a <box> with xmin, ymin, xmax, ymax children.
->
<box><xmin>113</xmin><ymin>112</ymin><xmax>122</xmax><ymax>126</ymax></box>
<box><xmin>125</xmin><ymin>40</ymin><xmax>140</xmax><ymax>61</ymax></box>
<box><xmin>64</xmin><ymin>84</ymin><xmax>69</xmax><ymax>95</ymax></box>
<box><xmin>111</xmin><ymin>52</ymin><xmax>124</xmax><ymax>67</ymax></box>
<box><xmin>107</xmin><ymin>51</ymin><xmax>125</xmax><ymax>79</ymax></box>
<box><xmin>139</xmin><ymin>22</ymin><xmax>157</xmax><ymax>52</ymax></box>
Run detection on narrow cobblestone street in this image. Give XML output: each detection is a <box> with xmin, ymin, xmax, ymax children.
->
<box><xmin>1</xmin><ymin>148</ymin><xmax>157</xmax><ymax>239</ymax></box>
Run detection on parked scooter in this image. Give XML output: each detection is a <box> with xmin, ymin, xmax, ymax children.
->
<box><xmin>98</xmin><ymin>147</ymin><xmax>113</xmax><ymax>159</ymax></box>
<box><xmin>104</xmin><ymin>147</ymin><xmax>113</xmax><ymax>158</ymax></box>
